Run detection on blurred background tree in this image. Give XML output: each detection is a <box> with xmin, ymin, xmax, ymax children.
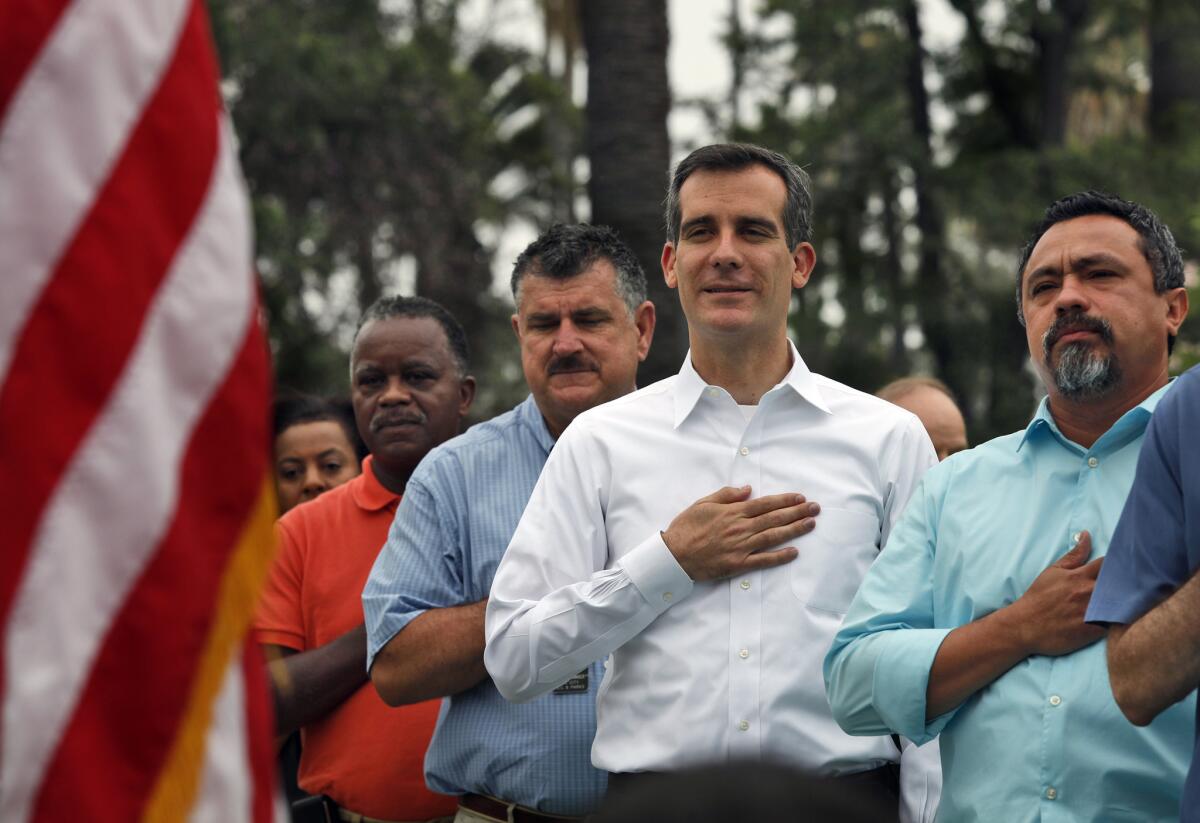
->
<box><xmin>209</xmin><ymin>0</ymin><xmax>1198</xmax><ymax>436</ymax></box>
<box><xmin>731</xmin><ymin>0</ymin><xmax>1200</xmax><ymax>438</ymax></box>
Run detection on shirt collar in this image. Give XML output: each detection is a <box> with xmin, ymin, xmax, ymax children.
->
<box><xmin>672</xmin><ymin>339</ymin><xmax>832</xmax><ymax>428</ymax></box>
<box><xmin>351</xmin><ymin>455</ymin><xmax>401</xmax><ymax>511</ymax></box>
<box><xmin>517</xmin><ymin>394</ymin><xmax>556</xmax><ymax>455</ymax></box>
<box><xmin>1016</xmin><ymin>381</ymin><xmax>1172</xmax><ymax>453</ymax></box>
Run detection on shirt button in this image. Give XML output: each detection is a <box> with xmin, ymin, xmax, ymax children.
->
<box><xmin>739</xmin><ymin>446</ymin><xmax>750</xmax><ymax>456</ymax></box>
<box><xmin>1087</xmin><ymin>456</ymin><xmax>1099</xmax><ymax>468</ymax></box>
<box><xmin>740</xmin><ymin>579</ymin><xmax>751</xmax><ymax>590</ymax></box>
<box><xmin>738</xmin><ymin>649</ymin><xmax>750</xmax><ymax>659</ymax></box>
<box><xmin>663</xmin><ymin>592</ymin><xmax>673</xmax><ymax>602</ymax></box>
<box><xmin>1049</xmin><ymin>694</ymin><xmax>1062</xmax><ymax>706</ymax></box>
<box><xmin>737</xmin><ymin>720</ymin><xmax>750</xmax><ymax>731</ymax></box>
<box><xmin>1045</xmin><ymin>787</ymin><xmax>1057</xmax><ymax>800</ymax></box>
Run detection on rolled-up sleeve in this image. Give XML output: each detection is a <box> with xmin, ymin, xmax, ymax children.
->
<box><xmin>824</xmin><ymin>473</ymin><xmax>956</xmax><ymax>745</ymax></box>
<box><xmin>484</xmin><ymin>421</ymin><xmax>693</xmax><ymax>704</ymax></box>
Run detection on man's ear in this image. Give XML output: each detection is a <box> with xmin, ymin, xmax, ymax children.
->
<box><xmin>458</xmin><ymin>375</ymin><xmax>477</xmax><ymax>418</ymax></box>
<box><xmin>1166</xmin><ymin>286</ymin><xmax>1189</xmax><ymax>336</ymax></box>
<box><xmin>633</xmin><ymin>301</ymin><xmax>656</xmax><ymax>362</ymax></box>
<box><xmin>662</xmin><ymin>243</ymin><xmax>678</xmax><ymax>290</ymax></box>
<box><xmin>791</xmin><ymin>242</ymin><xmax>817</xmax><ymax>290</ymax></box>
<box><xmin>510</xmin><ymin>313</ymin><xmax>521</xmax><ymax>339</ymax></box>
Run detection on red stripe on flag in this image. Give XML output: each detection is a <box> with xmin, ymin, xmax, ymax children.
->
<box><xmin>0</xmin><ymin>0</ymin><xmax>218</xmax><ymax>703</ymax></box>
<box><xmin>30</xmin><ymin>316</ymin><xmax>271</xmax><ymax>820</ymax></box>
<box><xmin>243</xmin><ymin>638</ymin><xmax>279</xmax><ymax>822</ymax></box>
<box><xmin>0</xmin><ymin>0</ymin><xmax>74</xmax><ymax>125</ymax></box>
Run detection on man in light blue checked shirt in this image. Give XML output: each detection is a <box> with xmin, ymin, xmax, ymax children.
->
<box><xmin>363</xmin><ymin>224</ymin><xmax>655</xmax><ymax>823</ymax></box>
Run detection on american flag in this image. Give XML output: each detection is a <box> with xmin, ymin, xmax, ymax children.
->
<box><xmin>0</xmin><ymin>0</ymin><xmax>282</xmax><ymax>819</ymax></box>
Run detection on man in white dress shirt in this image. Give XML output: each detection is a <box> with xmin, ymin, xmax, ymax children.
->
<box><xmin>484</xmin><ymin>143</ymin><xmax>940</xmax><ymax>821</ymax></box>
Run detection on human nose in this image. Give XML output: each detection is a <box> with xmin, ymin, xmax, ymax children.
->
<box><xmin>551</xmin><ymin>320</ymin><xmax>584</xmax><ymax>355</ymax></box>
<box><xmin>710</xmin><ymin>229</ymin><xmax>743</xmax><ymax>269</ymax></box>
<box><xmin>302</xmin><ymin>463</ymin><xmax>327</xmax><ymax>494</ymax></box>
<box><xmin>1054</xmin><ymin>273</ymin><xmax>1091</xmax><ymax>314</ymax></box>
<box><xmin>379</xmin><ymin>376</ymin><xmax>413</xmax><ymax>405</ymax></box>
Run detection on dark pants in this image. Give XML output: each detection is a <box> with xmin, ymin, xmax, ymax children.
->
<box><xmin>603</xmin><ymin>764</ymin><xmax>901</xmax><ymax>823</ymax></box>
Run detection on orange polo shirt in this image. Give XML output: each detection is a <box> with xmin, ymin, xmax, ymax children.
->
<box><xmin>254</xmin><ymin>456</ymin><xmax>455</xmax><ymax>820</ymax></box>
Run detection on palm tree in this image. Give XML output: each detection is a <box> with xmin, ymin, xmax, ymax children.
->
<box><xmin>581</xmin><ymin>0</ymin><xmax>684</xmax><ymax>384</ymax></box>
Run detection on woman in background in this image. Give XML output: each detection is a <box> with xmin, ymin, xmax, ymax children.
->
<box><xmin>272</xmin><ymin>392</ymin><xmax>365</xmax><ymax>514</ymax></box>
<box><xmin>270</xmin><ymin>391</ymin><xmax>367</xmax><ymax>806</ymax></box>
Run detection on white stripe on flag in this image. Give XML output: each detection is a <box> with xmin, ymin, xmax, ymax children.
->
<box><xmin>187</xmin><ymin>655</ymin><xmax>252</xmax><ymax>823</ymax></box>
<box><xmin>0</xmin><ymin>118</ymin><xmax>252</xmax><ymax>822</ymax></box>
<box><xmin>0</xmin><ymin>0</ymin><xmax>192</xmax><ymax>386</ymax></box>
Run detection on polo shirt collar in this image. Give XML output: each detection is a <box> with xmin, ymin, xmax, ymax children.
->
<box><xmin>517</xmin><ymin>394</ymin><xmax>557</xmax><ymax>455</ymax></box>
<box><xmin>1016</xmin><ymin>381</ymin><xmax>1171</xmax><ymax>453</ymax></box>
<box><xmin>352</xmin><ymin>455</ymin><xmax>401</xmax><ymax>511</ymax></box>
<box><xmin>673</xmin><ymin>339</ymin><xmax>831</xmax><ymax>428</ymax></box>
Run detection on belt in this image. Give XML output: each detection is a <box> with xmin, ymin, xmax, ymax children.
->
<box><xmin>459</xmin><ymin>793</ymin><xmax>582</xmax><ymax>823</ymax></box>
<box><xmin>336</xmin><ymin>808</ymin><xmax>453</xmax><ymax>823</ymax></box>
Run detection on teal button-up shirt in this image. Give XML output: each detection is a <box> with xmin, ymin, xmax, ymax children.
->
<box><xmin>825</xmin><ymin>387</ymin><xmax>1194</xmax><ymax>822</ymax></box>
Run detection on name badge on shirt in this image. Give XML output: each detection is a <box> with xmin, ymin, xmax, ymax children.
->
<box><xmin>552</xmin><ymin>670</ymin><xmax>588</xmax><ymax>694</ymax></box>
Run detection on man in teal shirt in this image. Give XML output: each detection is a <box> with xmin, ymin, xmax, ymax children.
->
<box><xmin>824</xmin><ymin>191</ymin><xmax>1192</xmax><ymax>822</ymax></box>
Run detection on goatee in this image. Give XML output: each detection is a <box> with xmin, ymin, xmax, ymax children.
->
<box><xmin>1042</xmin><ymin>310</ymin><xmax>1121</xmax><ymax>400</ymax></box>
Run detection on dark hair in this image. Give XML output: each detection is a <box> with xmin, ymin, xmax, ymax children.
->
<box><xmin>877</xmin><ymin>375</ymin><xmax>958</xmax><ymax>405</ymax></box>
<box><xmin>273</xmin><ymin>391</ymin><xmax>366</xmax><ymax>460</ymax></box>
<box><xmin>665</xmin><ymin>143</ymin><xmax>814</xmax><ymax>249</ymax></box>
<box><xmin>354</xmin><ymin>295</ymin><xmax>470</xmax><ymax>375</ymax></box>
<box><xmin>510</xmin><ymin>223</ymin><xmax>647</xmax><ymax>315</ymax></box>
<box><xmin>1015</xmin><ymin>191</ymin><xmax>1185</xmax><ymax>326</ymax></box>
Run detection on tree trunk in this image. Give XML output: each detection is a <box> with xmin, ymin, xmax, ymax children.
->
<box><xmin>948</xmin><ymin>0</ymin><xmax>1037</xmax><ymax>149</ymax></box>
<box><xmin>880</xmin><ymin>173</ymin><xmax>909</xmax><ymax>374</ymax></box>
<box><xmin>414</xmin><ymin>215</ymin><xmax>491</xmax><ymax>369</ymax></box>
<box><xmin>1149</xmin><ymin>0</ymin><xmax>1200</xmax><ymax>142</ymax></box>
<box><xmin>356</xmin><ymin>226</ymin><xmax>382</xmax><ymax>315</ymax></box>
<box><xmin>581</xmin><ymin>0</ymin><xmax>681</xmax><ymax>385</ymax></box>
<box><xmin>1031</xmin><ymin>0</ymin><xmax>1088</xmax><ymax>148</ymax></box>
<box><xmin>902</xmin><ymin>0</ymin><xmax>963</xmax><ymax>408</ymax></box>
<box><xmin>728</xmin><ymin>0</ymin><xmax>745</xmax><ymax>134</ymax></box>
<box><xmin>542</xmin><ymin>0</ymin><xmax>581</xmax><ymax>223</ymax></box>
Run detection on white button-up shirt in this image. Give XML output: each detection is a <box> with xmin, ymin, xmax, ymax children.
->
<box><xmin>484</xmin><ymin>345</ymin><xmax>940</xmax><ymax>817</ymax></box>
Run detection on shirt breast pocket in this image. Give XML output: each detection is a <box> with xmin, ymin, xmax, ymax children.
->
<box><xmin>788</xmin><ymin>507</ymin><xmax>880</xmax><ymax>614</ymax></box>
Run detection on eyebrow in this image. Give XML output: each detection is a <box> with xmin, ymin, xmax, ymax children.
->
<box><xmin>572</xmin><ymin>307</ymin><xmax>613</xmax><ymax>320</ymax></box>
<box><xmin>679</xmin><ymin>216</ymin><xmax>715</xmax><ymax>235</ymax></box>
<box><xmin>680</xmin><ymin>214</ymin><xmax>781</xmax><ymax>235</ymax></box>
<box><xmin>738</xmin><ymin>216</ymin><xmax>780</xmax><ymax>234</ymax></box>
<box><xmin>1027</xmin><ymin>252</ymin><xmax>1129</xmax><ymax>282</ymax></box>
<box><xmin>526</xmin><ymin>307</ymin><xmax>612</xmax><ymax>324</ymax></box>
<box><xmin>401</xmin><ymin>359</ymin><xmax>437</xmax><ymax>370</ymax></box>
<box><xmin>351</xmin><ymin>359</ymin><xmax>439</xmax><ymax>379</ymax></box>
<box><xmin>526</xmin><ymin>312</ymin><xmax>563</xmax><ymax>325</ymax></box>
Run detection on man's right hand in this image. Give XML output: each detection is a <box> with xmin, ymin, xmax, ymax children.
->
<box><xmin>661</xmin><ymin>485</ymin><xmax>818</xmax><ymax>582</ymax></box>
<box><xmin>925</xmin><ymin>530</ymin><xmax>1107</xmax><ymax>720</ymax></box>
<box><xmin>1007</xmin><ymin>531</ymin><xmax>1106</xmax><ymax>656</ymax></box>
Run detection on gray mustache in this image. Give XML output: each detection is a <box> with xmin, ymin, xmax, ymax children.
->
<box><xmin>371</xmin><ymin>413</ymin><xmax>425</xmax><ymax>431</ymax></box>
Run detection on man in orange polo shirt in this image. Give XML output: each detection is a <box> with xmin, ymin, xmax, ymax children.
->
<box><xmin>255</xmin><ymin>296</ymin><xmax>476</xmax><ymax>823</ymax></box>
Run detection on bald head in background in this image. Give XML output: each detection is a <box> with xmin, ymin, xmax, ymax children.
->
<box><xmin>877</xmin><ymin>377</ymin><xmax>968</xmax><ymax>461</ymax></box>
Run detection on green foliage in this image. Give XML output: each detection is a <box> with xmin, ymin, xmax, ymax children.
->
<box><xmin>211</xmin><ymin>0</ymin><xmax>1200</xmax><ymax>434</ymax></box>
<box><xmin>737</xmin><ymin>0</ymin><xmax>1200</xmax><ymax>441</ymax></box>
<box><xmin>209</xmin><ymin>0</ymin><xmax>580</xmax><ymax>416</ymax></box>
